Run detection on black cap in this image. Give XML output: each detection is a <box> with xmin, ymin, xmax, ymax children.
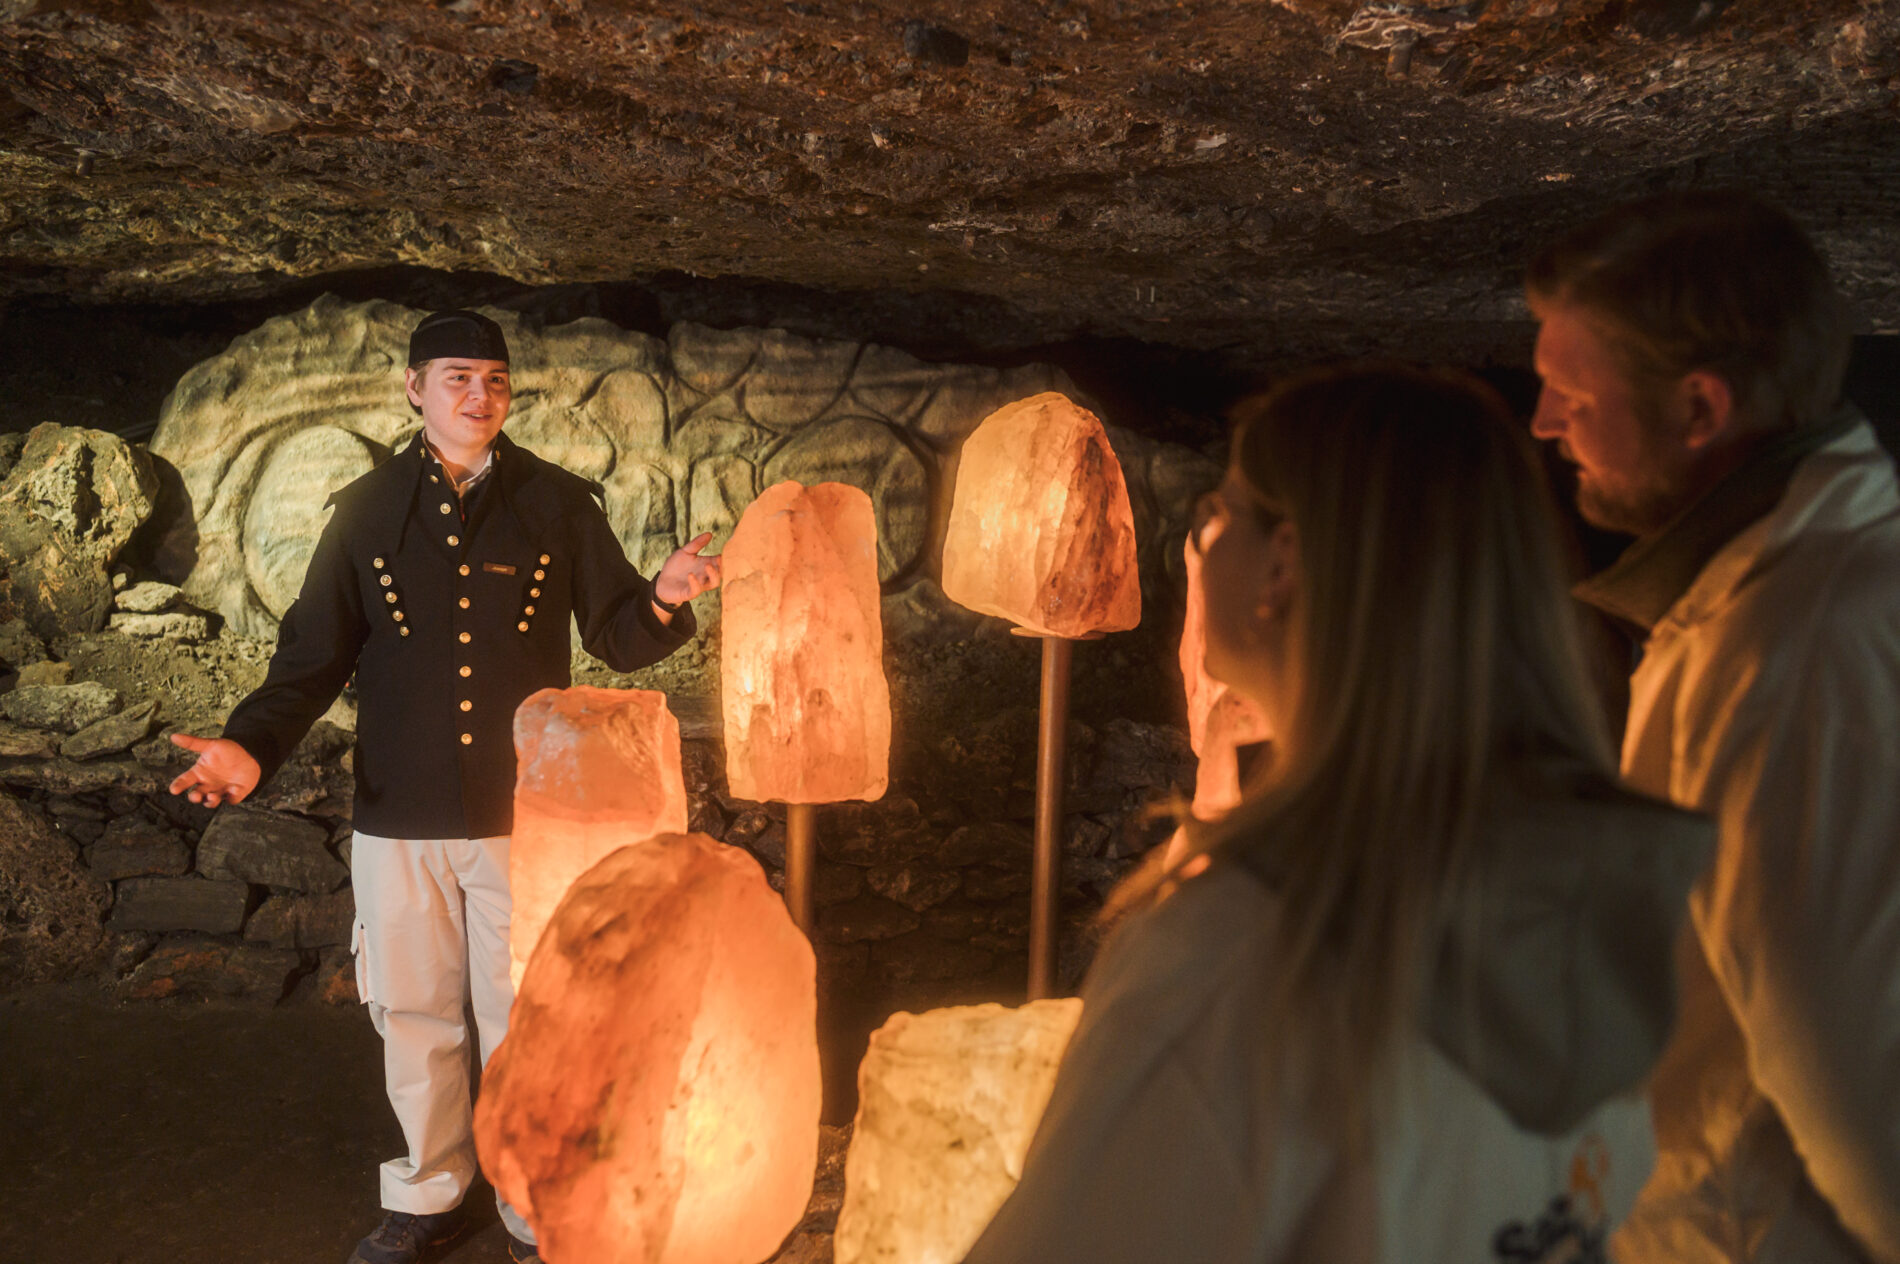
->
<box><xmin>408</xmin><ymin>309</ymin><xmax>510</xmax><ymax>366</ymax></box>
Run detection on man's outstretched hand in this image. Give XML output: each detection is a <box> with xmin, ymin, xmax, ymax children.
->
<box><xmin>168</xmin><ymin>735</ymin><xmax>261</xmax><ymax>808</ymax></box>
<box><xmin>654</xmin><ymin>531</ymin><xmax>723</xmax><ymax>609</ymax></box>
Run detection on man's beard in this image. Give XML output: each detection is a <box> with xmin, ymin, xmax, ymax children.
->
<box><xmin>1575</xmin><ymin>470</ymin><xmax>1696</xmax><ymax>538</ymax></box>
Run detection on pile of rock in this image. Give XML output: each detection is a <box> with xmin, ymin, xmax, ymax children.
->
<box><xmin>108</xmin><ymin>579</ymin><xmax>215</xmax><ymax>642</ymax></box>
<box><xmin>0</xmin><ymin>653</ymin><xmax>359</xmax><ymax>1002</ymax></box>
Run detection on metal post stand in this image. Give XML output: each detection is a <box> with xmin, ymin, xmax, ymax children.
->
<box><xmin>1028</xmin><ymin>635</ymin><xmax>1074</xmax><ymax>1000</ymax></box>
<box><xmin>785</xmin><ymin>801</ymin><xmax>818</xmax><ymax>935</ymax></box>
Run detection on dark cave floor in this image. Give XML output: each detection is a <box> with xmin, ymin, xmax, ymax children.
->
<box><xmin>3</xmin><ymin>986</ymin><xmax>526</xmax><ymax>1264</ymax></box>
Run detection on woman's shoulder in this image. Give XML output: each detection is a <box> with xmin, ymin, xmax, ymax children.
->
<box><xmin>1083</xmin><ymin>862</ymin><xmax>1283</xmax><ymax>1036</ymax></box>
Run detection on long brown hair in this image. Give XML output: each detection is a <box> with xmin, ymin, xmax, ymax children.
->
<box><xmin>1190</xmin><ymin>363</ymin><xmax>1616</xmax><ymax>1125</ymax></box>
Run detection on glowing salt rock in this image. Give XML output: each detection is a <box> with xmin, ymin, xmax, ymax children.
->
<box><xmin>834</xmin><ymin>999</ymin><xmax>1084</xmax><ymax>1264</ymax></box>
<box><xmin>722</xmin><ymin>480</ymin><xmax>891</xmax><ymax>804</ymax></box>
<box><xmin>509</xmin><ymin>686</ymin><xmax>687</xmax><ymax>989</ymax></box>
<box><xmin>940</xmin><ymin>393</ymin><xmax>1141</xmax><ymax>638</ymax></box>
<box><xmin>1178</xmin><ymin>533</ymin><xmax>1270</xmax><ymax>820</ymax></box>
<box><xmin>476</xmin><ymin>832</ymin><xmax>821</xmax><ymax>1264</ymax></box>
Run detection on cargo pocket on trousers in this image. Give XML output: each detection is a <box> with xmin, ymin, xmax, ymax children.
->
<box><xmin>351</xmin><ymin>919</ymin><xmax>374</xmax><ymax>1007</ymax></box>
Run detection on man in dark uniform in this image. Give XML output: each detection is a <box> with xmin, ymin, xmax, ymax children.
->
<box><xmin>168</xmin><ymin>310</ymin><xmax>721</xmax><ymax>1264</ymax></box>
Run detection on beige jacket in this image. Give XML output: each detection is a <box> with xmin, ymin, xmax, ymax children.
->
<box><xmin>963</xmin><ymin>758</ymin><xmax>1710</xmax><ymax>1264</ymax></box>
<box><xmin>1602</xmin><ymin>421</ymin><xmax>1900</xmax><ymax>1263</ymax></box>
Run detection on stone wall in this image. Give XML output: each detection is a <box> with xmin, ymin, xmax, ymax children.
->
<box><xmin>147</xmin><ymin>297</ymin><xmax>1215</xmax><ymax>641</ymax></box>
<box><xmin>2</xmin><ymin>309</ymin><xmax>1215</xmax><ymax>1005</ymax></box>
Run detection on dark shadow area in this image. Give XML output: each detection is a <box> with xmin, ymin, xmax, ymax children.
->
<box><xmin>0</xmin><ymin>985</ymin><xmax>513</xmax><ymax>1264</ymax></box>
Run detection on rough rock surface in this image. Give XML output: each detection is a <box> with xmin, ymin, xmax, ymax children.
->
<box><xmin>113</xmin><ymin>581</ymin><xmax>184</xmax><ymax>613</ymax></box>
<box><xmin>0</xmin><ymin>790</ymin><xmax>110</xmax><ymax>985</ymax></box>
<box><xmin>140</xmin><ymin>297</ymin><xmax>1208</xmax><ymax>640</ymax></box>
<box><xmin>0</xmin><ymin>681</ymin><xmax>121</xmax><ymax>732</ymax></box>
<box><xmin>107</xmin><ymin>611</ymin><xmax>213</xmax><ymax>640</ymax></box>
<box><xmin>109</xmin><ymin>875</ymin><xmax>251</xmax><ymax>934</ymax></box>
<box><xmin>195</xmin><ymin>802</ymin><xmax>346</xmax><ymax>893</ymax></box>
<box><xmin>244</xmin><ymin>889</ymin><xmax>355</xmax><ymax>950</ymax></box>
<box><xmin>61</xmin><ymin>698</ymin><xmax>158</xmax><ymax>761</ymax></box>
<box><xmin>475</xmin><ymin>832</ymin><xmax>821</xmax><ymax>1264</ymax></box>
<box><xmin>86</xmin><ymin>814</ymin><xmax>191</xmax><ymax>881</ymax></box>
<box><xmin>0</xmin><ymin>1</ymin><xmax>1895</xmax><ymax>355</ymax></box>
<box><xmin>0</xmin><ymin>424</ymin><xmax>158</xmax><ymax>640</ymax></box>
<box><xmin>835</xmin><ymin>998</ymin><xmax>1084</xmax><ymax>1264</ymax></box>
<box><xmin>121</xmin><ymin>935</ymin><xmax>300</xmax><ymax>1000</ymax></box>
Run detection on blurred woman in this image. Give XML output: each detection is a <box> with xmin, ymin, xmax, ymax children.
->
<box><xmin>963</xmin><ymin>363</ymin><xmax>1713</xmax><ymax>1263</ymax></box>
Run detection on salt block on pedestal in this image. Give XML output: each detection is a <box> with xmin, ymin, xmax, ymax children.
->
<box><xmin>476</xmin><ymin>832</ymin><xmax>821</xmax><ymax>1264</ymax></box>
<box><xmin>834</xmin><ymin>999</ymin><xmax>1084</xmax><ymax>1264</ymax></box>
<box><xmin>940</xmin><ymin>392</ymin><xmax>1140</xmax><ymax>638</ymax></box>
<box><xmin>1178</xmin><ymin>533</ymin><xmax>1270</xmax><ymax>820</ymax></box>
<box><xmin>722</xmin><ymin>480</ymin><xmax>891</xmax><ymax>804</ymax></box>
<box><xmin>509</xmin><ymin>686</ymin><xmax>687</xmax><ymax>988</ymax></box>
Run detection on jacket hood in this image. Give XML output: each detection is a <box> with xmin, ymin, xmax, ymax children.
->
<box><xmin>1423</xmin><ymin>754</ymin><xmax>1713</xmax><ymax>1135</ymax></box>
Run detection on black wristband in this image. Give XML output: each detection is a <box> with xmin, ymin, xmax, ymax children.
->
<box><xmin>651</xmin><ymin>590</ymin><xmax>685</xmax><ymax>615</ymax></box>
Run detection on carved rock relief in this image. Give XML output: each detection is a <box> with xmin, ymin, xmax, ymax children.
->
<box><xmin>149</xmin><ymin>295</ymin><xmax>1217</xmax><ymax>640</ymax></box>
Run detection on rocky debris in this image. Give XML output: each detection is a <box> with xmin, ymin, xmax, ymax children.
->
<box><xmin>196</xmin><ymin>803</ymin><xmax>346</xmax><ymax>893</ymax></box>
<box><xmin>107</xmin><ymin>611</ymin><xmax>213</xmax><ymax>641</ymax></box>
<box><xmin>0</xmin><ymin>720</ymin><xmax>60</xmax><ymax>758</ymax></box>
<box><xmin>938</xmin><ymin>821</ymin><xmax>1033</xmax><ymax>868</ymax></box>
<box><xmin>113</xmin><ymin>581</ymin><xmax>184</xmax><ymax>614</ymax></box>
<box><xmin>0</xmin><ymin>618</ymin><xmax>47</xmax><ymax>668</ymax></box>
<box><xmin>244</xmin><ymin>889</ymin><xmax>355</xmax><ymax>950</ymax></box>
<box><xmin>0</xmin><ymin>790</ymin><xmax>110</xmax><ymax>986</ymax></box>
<box><xmin>14</xmin><ymin>660</ymin><xmax>72</xmax><ymax>687</ymax></box>
<box><xmin>865</xmin><ymin>862</ymin><xmax>962</xmax><ymax>912</ymax></box>
<box><xmin>901</xmin><ymin>20</ymin><xmax>970</xmax><ymax>68</ymax></box>
<box><xmin>121</xmin><ymin>935</ymin><xmax>300</xmax><ymax>1001</ymax></box>
<box><xmin>0</xmin><ymin>425</ymin><xmax>158</xmax><ymax>641</ymax></box>
<box><xmin>242</xmin><ymin>721</ymin><xmax>354</xmax><ymax>817</ymax></box>
<box><xmin>110</xmin><ymin>876</ymin><xmax>251</xmax><ymax>934</ymax></box>
<box><xmin>61</xmin><ymin>698</ymin><xmax>158</xmax><ymax>761</ymax></box>
<box><xmin>0</xmin><ymin>755</ymin><xmax>167</xmax><ymax>796</ymax></box>
<box><xmin>86</xmin><ymin>814</ymin><xmax>190</xmax><ymax>881</ymax></box>
<box><xmin>313</xmin><ymin>945</ymin><xmax>359</xmax><ymax>1005</ymax></box>
<box><xmin>0</xmin><ymin>681</ymin><xmax>121</xmax><ymax>732</ymax></box>
<box><xmin>813</xmin><ymin>860</ymin><xmax>865</xmax><ymax>907</ymax></box>
<box><xmin>820</xmin><ymin>892</ymin><xmax>923</xmax><ymax>944</ymax></box>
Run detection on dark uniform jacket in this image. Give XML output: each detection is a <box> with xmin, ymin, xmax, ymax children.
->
<box><xmin>221</xmin><ymin>431</ymin><xmax>694</xmax><ymax>840</ymax></box>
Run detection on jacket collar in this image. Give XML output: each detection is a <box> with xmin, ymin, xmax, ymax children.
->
<box><xmin>1574</xmin><ymin>406</ymin><xmax>1865</xmax><ymax>633</ymax></box>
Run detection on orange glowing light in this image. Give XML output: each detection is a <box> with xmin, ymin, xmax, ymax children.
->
<box><xmin>1179</xmin><ymin>533</ymin><xmax>1270</xmax><ymax>820</ymax></box>
<box><xmin>940</xmin><ymin>392</ymin><xmax>1141</xmax><ymax>639</ymax></box>
<box><xmin>721</xmin><ymin>480</ymin><xmax>891</xmax><ymax>804</ymax></box>
<box><xmin>476</xmin><ymin>832</ymin><xmax>821</xmax><ymax>1264</ymax></box>
<box><xmin>508</xmin><ymin>686</ymin><xmax>688</xmax><ymax>989</ymax></box>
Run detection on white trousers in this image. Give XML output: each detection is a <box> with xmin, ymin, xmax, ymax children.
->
<box><xmin>350</xmin><ymin>833</ymin><xmax>534</xmax><ymax>1244</ymax></box>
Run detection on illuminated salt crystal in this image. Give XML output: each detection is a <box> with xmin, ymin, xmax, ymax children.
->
<box><xmin>1178</xmin><ymin>533</ymin><xmax>1270</xmax><ymax>819</ymax></box>
<box><xmin>722</xmin><ymin>480</ymin><xmax>891</xmax><ymax>804</ymax></box>
<box><xmin>476</xmin><ymin>832</ymin><xmax>821</xmax><ymax>1264</ymax></box>
<box><xmin>834</xmin><ymin>999</ymin><xmax>1084</xmax><ymax>1264</ymax></box>
<box><xmin>509</xmin><ymin>686</ymin><xmax>687</xmax><ymax>989</ymax></box>
<box><xmin>940</xmin><ymin>393</ymin><xmax>1141</xmax><ymax>638</ymax></box>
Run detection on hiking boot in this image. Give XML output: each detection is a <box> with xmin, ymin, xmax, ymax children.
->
<box><xmin>506</xmin><ymin>1232</ymin><xmax>544</xmax><ymax>1264</ymax></box>
<box><xmin>345</xmin><ymin>1207</ymin><xmax>468</xmax><ymax>1264</ymax></box>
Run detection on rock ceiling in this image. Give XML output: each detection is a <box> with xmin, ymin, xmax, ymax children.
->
<box><xmin>2</xmin><ymin>0</ymin><xmax>1897</xmax><ymax>361</ymax></box>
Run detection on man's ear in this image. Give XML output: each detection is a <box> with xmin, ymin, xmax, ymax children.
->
<box><xmin>1679</xmin><ymin>370</ymin><xmax>1737</xmax><ymax>451</ymax></box>
<box><xmin>403</xmin><ymin>366</ymin><xmax>424</xmax><ymax>409</ymax></box>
